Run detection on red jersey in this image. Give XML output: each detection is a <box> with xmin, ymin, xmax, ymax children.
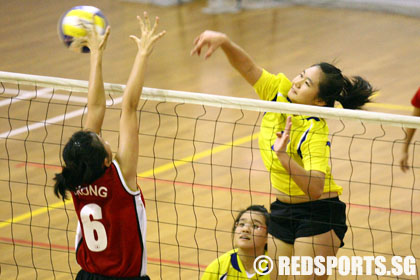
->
<box><xmin>71</xmin><ymin>160</ymin><xmax>147</xmax><ymax>277</ymax></box>
<box><xmin>411</xmin><ymin>87</ymin><xmax>420</xmax><ymax>108</ymax></box>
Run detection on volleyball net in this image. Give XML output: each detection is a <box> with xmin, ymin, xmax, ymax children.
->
<box><xmin>0</xmin><ymin>71</ymin><xmax>419</xmax><ymax>279</ymax></box>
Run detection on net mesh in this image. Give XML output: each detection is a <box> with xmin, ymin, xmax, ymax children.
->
<box><xmin>0</xmin><ymin>71</ymin><xmax>419</xmax><ymax>279</ymax></box>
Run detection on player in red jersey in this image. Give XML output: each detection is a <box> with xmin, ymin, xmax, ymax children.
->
<box><xmin>53</xmin><ymin>12</ymin><xmax>166</xmax><ymax>279</ymax></box>
<box><xmin>400</xmin><ymin>88</ymin><xmax>420</xmax><ymax>172</ymax></box>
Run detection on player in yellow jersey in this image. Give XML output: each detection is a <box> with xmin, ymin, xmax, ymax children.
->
<box><xmin>192</xmin><ymin>30</ymin><xmax>376</xmax><ymax>280</ymax></box>
<box><xmin>202</xmin><ymin>205</ymin><xmax>270</xmax><ymax>280</ymax></box>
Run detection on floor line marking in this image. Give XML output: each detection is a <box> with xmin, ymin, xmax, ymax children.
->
<box><xmin>138</xmin><ymin>132</ymin><xmax>259</xmax><ymax>178</ymax></box>
<box><xmin>0</xmin><ymin>96</ymin><xmax>123</xmax><ymax>138</ymax></box>
<box><xmin>0</xmin><ymin>88</ymin><xmax>52</xmax><ymax>108</ymax></box>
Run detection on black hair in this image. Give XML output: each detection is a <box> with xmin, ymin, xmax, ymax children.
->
<box><xmin>232</xmin><ymin>205</ymin><xmax>270</xmax><ymax>233</ymax></box>
<box><xmin>314</xmin><ymin>62</ymin><xmax>376</xmax><ymax>109</ymax></box>
<box><xmin>53</xmin><ymin>130</ymin><xmax>109</xmax><ymax>200</ymax></box>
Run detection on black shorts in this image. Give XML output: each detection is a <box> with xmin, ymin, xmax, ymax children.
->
<box><xmin>76</xmin><ymin>270</ymin><xmax>150</xmax><ymax>280</ymax></box>
<box><xmin>269</xmin><ymin>197</ymin><xmax>347</xmax><ymax>247</ymax></box>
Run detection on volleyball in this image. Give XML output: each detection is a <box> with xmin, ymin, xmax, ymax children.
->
<box><xmin>58</xmin><ymin>6</ymin><xmax>108</xmax><ymax>53</ymax></box>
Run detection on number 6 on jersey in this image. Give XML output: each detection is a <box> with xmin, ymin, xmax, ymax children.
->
<box><xmin>80</xmin><ymin>203</ymin><xmax>108</xmax><ymax>252</ymax></box>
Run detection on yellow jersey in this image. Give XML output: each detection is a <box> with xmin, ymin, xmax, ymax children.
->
<box><xmin>201</xmin><ymin>249</ymin><xmax>270</xmax><ymax>280</ymax></box>
<box><xmin>253</xmin><ymin>69</ymin><xmax>343</xmax><ymax>196</ymax></box>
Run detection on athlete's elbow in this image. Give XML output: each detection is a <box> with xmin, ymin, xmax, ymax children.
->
<box><xmin>122</xmin><ymin>101</ymin><xmax>139</xmax><ymax>113</ymax></box>
<box><xmin>308</xmin><ymin>178</ymin><xmax>325</xmax><ymax>200</ymax></box>
<box><xmin>309</xmin><ymin>188</ymin><xmax>323</xmax><ymax>200</ymax></box>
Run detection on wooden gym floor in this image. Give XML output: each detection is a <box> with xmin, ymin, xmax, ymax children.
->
<box><xmin>0</xmin><ymin>0</ymin><xmax>419</xmax><ymax>279</ymax></box>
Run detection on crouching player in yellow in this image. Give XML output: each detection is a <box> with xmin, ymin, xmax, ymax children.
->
<box><xmin>202</xmin><ymin>205</ymin><xmax>271</xmax><ymax>280</ymax></box>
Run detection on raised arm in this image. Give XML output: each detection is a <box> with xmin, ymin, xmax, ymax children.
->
<box><xmin>191</xmin><ymin>30</ymin><xmax>262</xmax><ymax>86</ymax></box>
<box><xmin>83</xmin><ymin>22</ymin><xmax>111</xmax><ymax>133</ymax></box>
<box><xmin>400</xmin><ymin>107</ymin><xmax>420</xmax><ymax>172</ymax></box>
<box><xmin>116</xmin><ymin>12</ymin><xmax>166</xmax><ymax>191</ymax></box>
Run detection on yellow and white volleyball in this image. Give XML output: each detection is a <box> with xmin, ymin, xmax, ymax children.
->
<box><xmin>58</xmin><ymin>6</ymin><xmax>108</xmax><ymax>53</ymax></box>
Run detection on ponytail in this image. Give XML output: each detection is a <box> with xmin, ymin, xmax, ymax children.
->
<box><xmin>53</xmin><ymin>169</ymin><xmax>69</xmax><ymax>200</ymax></box>
<box><xmin>315</xmin><ymin>62</ymin><xmax>376</xmax><ymax>109</ymax></box>
<box><xmin>53</xmin><ymin>131</ymin><xmax>108</xmax><ymax>200</ymax></box>
<box><xmin>339</xmin><ymin>75</ymin><xmax>374</xmax><ymax>109</ymax></box>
